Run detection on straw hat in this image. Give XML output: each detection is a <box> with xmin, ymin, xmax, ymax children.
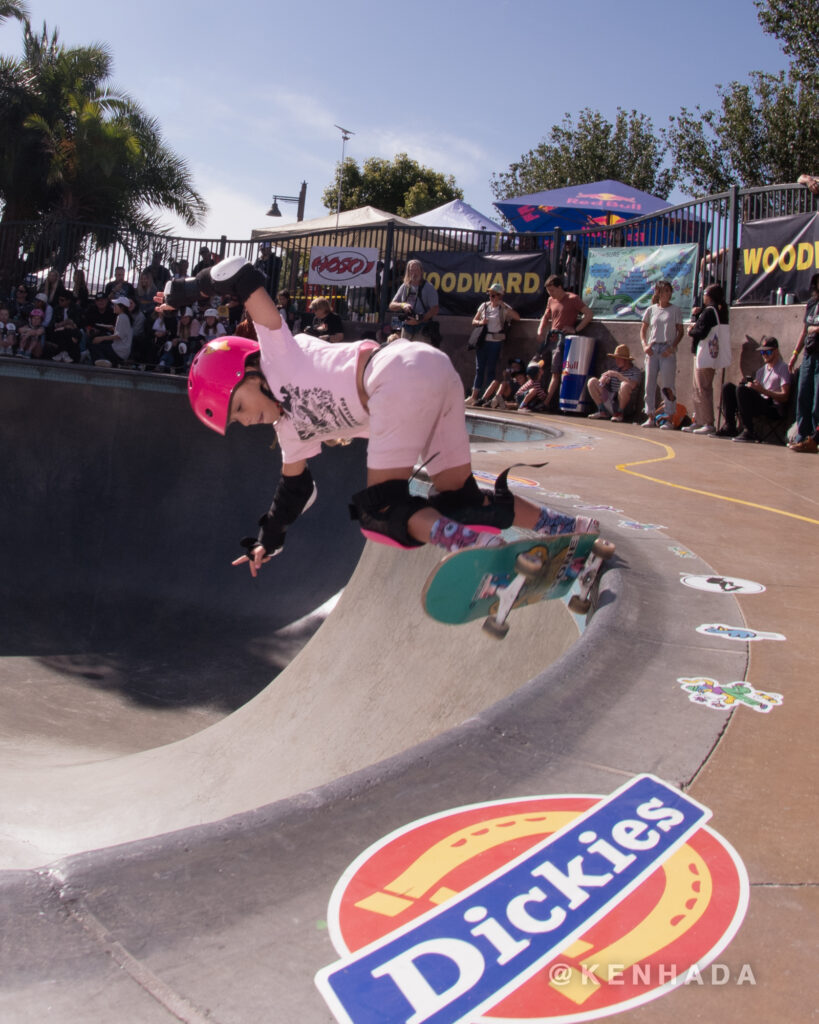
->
<box><xmin>609</xmin><ymin>344</ymin><xmax>634</xmax><ymax>362</ymax></box>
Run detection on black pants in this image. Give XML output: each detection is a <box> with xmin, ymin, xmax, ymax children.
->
<box><xmin>722</xmin><ymin>382</ymin><xmax>781</xmax><ymax>434</ymax></box>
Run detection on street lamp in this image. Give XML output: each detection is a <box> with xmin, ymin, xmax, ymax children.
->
<box><xmin>334</xmin><ymin>124</ymin><xmax>355</xmax><ymax>230</ymax></box>
<box><xmin>266</xmin><ymin>181</ymin><xmax>307</xmax><ymax>221</ymax></box>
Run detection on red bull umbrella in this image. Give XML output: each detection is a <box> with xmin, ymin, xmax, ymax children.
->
<box><xmin>494</xmin><ymin>178</ymin><xmax>670</xmax><ymax>233</ymax></box>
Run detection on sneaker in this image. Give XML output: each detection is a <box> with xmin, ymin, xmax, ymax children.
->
<box><xmin>517</xmin><ymin>407</ymin><xmax>533</xmax><ymax>415</ymax></box>
<box><xmin>790</xmin><ymin>436</ymin><xmax>818</xmax><ymax>453</ymax></box>
<box><xmin>464</xmin><ymin>395</ymin><xmax>477</xmax><ymax>407</ymax></box>
<box><xmin>732</xmin><ymin>429</ymin><xmax>758</xmax><ymax>443</ymax></box>
<box><xmin>693</xmin><ymin>424</ymin><xmax>716</xmax><ymax>435</ymax></box>
<box><xmin>641</xmin><ymin>418</ymin><xmax>656</xmax><ymax>428</ymax></box>
<box><xmin>659</xmin><ymin>422</ymin><xmax>673</xmax><ymax>430</ymax></box>
<box><xmin>713</xmin><ymin>426</ymin><xmax>737</xmax><ymax>438</ymax></box>
<box><xmin>610</xmin><ymin>414</ymin><xmax>624</xmax><ymax>422</ymax></box>
<box><xmin>587</xmin><ymin>410</ymin><xmax>610</xmax><ymax>419</ymax></box>
<box><xmin>94</xmin><ymin>358</ymin><xmax>112</xmax><ymax>368</ymax></box>
<box><xmin>680</xmin><ymin>424</ymin><xmax>697</xmax><ymax>433</ymax></box>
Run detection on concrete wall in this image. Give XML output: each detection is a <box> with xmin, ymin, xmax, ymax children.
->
<box><xmin>347</xmin><ymin>304</ymin><xmax>807</xmax><ymax>415</ymax></box>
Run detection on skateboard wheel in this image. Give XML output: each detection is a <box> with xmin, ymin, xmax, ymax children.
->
<box><xmin>515</xmin><ymin>551</ymin><xmax>549</xmax><ymax>579</ymax></box>
<box><xmin>593</xmin><ymin>539</ymin><xmax>615</xmax><ymax>559</ymax></box>
<box><xmin>482</xmin><ymin>615</ymin><xmax>510</xmax><ymax>639</ymax></box>
<box><xmin>568</xmin><ymin>594</ymin><xmax>591</xmax><ymax>615</ymax></box>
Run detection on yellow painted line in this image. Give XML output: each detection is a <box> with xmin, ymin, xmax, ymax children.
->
<box><xmin>615</xmin><ymin>437</ymin><xmax>819</xmax><ymax>526</ymax></box>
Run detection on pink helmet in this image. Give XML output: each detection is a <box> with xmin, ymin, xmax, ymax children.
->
<box><xmin>187</xmin><ymin>336</ymin><xmax>260</xmax><ymax>435</ymax></box>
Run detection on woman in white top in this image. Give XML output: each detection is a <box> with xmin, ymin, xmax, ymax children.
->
<box><xmin>93</xmin><ymin>296</ymin><xmax>133</xmax><ymax>367</ymax></box>
<box><xmin>466</xmin><ymin>283</ymin><xmax>520</xmax><ymax>406</ymax></box>
<box><xmin>640</xmin><ymin>280</ymin><xmax>683</xmax><ymax>428</ymax></box>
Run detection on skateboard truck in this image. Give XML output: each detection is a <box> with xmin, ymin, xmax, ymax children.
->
<box><xmin>482</xmin><ymin>549</ymin><xmax>551</xmax><ymax>639</ymax></box>
<box><xmin>567</xmin><ymin>539</ymin><xmax>615</xmax><ymax>615</ymax></box>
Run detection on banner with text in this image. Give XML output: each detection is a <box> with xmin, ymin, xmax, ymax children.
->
<box><xmin>581</xmin><ymin>243</ymin><xmax>698</xmax><ymax>320</ymax></box>
<box><xmin>736</xmin><ymin>213</ymin><xmax>819</xmax><ymax>304</ymax></box>
<box><xmin>308</xmin><ymin>246</ymin><xmax>379</xmax><ymax>288</ymax></box>
<box><xmin>410</xmin><ymin>251</ymin><xmax>548</xmax><ymax>317</ymax></box>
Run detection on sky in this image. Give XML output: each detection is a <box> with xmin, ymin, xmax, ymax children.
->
<box><xmin>0</xmin><ymin>0</ymin><xmax>791</xmax><ymax>241</ymax></box>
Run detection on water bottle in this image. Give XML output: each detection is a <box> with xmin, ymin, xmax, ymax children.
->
<box><xmin>776</xmin><ymin>287</ymin><xmax>783</xmax><ymax>305</ymax></box>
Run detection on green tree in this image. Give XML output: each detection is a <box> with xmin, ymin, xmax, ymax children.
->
<box><xmin>667</xmin><ymin>70</ymin><xmax>819</xmax><ymax>196</ymax></box>
<box><xmin>322</xmin><ymin>153</ymin><xmax>462</xmax><ymax>217</ymax></box>
<box><xmin>755</xmin><ymin>0</ymin><xmax>819</xmax><ymax>82</ymax></box>
<box><xmin>490</xmin><ymin>108</ymin><xmax>675</xmax><ymax>202</ymax></box>
<box><xmin>0</xmin><ymin>17</ymin><xmax>205</xmax><ymax>281</ymax></box>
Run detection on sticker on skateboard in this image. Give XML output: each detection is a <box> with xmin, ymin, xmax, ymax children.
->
<box><xmin>422</xmin><ymin>533</ymin><xmax>615</xmax><ymax>638</ymax></box>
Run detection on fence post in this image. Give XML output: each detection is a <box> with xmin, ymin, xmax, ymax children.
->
<box><xmin>551</xmin><ymin>228</ymin><xmax>562</xmax><ymax>276</ymax></box>
<box><xmin>726</xmin><ymin>185</ymin><xmax>739</xmax><ymax>306</ymax></box>
<box><xmin>379</xmin><ymin>222</ymin><xmax>395</xmax><ymax>331</ymax></box>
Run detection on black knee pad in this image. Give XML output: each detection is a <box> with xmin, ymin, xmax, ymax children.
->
<box><xmin>349</xmin><ymin>480</ymin><xmax>429</xmax><ymax>548</ymax></box>
<box><xmin>427</xmin><ymin>471</ymin><xmax>515</xmax><ymax>530</ymax></box>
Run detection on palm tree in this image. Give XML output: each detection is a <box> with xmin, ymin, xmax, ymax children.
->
<box><xmin>0</xmin><ymin>15</ymin><xmax>206</xmax><ymax>285</ymax></box>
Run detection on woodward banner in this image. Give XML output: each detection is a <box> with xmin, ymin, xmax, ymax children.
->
<box><xmin>736</xmin><ymin>213</ymin><xmax>819</xmax><ymax>304</ymax></box>
<box><xmin>409</xmin><ymin>251</ymin><xmax>548</xmax><ymax>317</ymax></box>
<box><xmin>581</xmin><ymin>243</ymin><xmax>698</xmax><ymax>321</ymax></box>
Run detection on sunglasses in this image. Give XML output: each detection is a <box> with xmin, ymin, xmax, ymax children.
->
<box><xmin>759</xmin><ymin>348</ymin><xmax>775</xmax><ymax>355</ymax></box>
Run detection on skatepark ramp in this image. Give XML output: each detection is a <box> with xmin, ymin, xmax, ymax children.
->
<box><xmin>0</xmin><ymin>364</ymin><xmax>580</xmax><ymax>869</ymax></box>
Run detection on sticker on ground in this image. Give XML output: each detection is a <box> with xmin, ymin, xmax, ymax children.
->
<box><xmin>617</xmin><ymin>519</ymin><xmax>667</xmax><ymax>531</ymax></box>
<box><xmin>680</xmin><ymin>575</ymin><xmax>765</xmax><ymax>595</ymax></box>
<box><xmin>678</xmin><ymin>677</ymin><xmax>783</xmax><ymax>713</ymax></box>
<box><xmin>696</xmin><ymin>624</ymin><xmax>786</xmax><ymax>643</ymax></box>
<box><xmin>316</xmin><ymin>774</ymin><xmax>748</xmax><ymax>1024</ymax></box>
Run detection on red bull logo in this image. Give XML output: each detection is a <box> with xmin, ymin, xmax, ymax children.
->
<box><xmin>566</xmin><ymin>192</ymin><xmax>641</xmax><ymax>211</ymax></box>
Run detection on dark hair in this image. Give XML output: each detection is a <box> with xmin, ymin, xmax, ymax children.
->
<box><xmin>810</xmin><ymin>273</ymin><xmax>819</xmax><ymax>296</ymax></box>
<box><xmin>703</xmin><ymin>283</ymin><xmax>729</xmax><ymax>323</ymax></box>
<box><xmin>545</xmin><ymin>274</ymin><xmax>564</xmax><ymax>289</ymax></box>
<box><xmin>760</xmin><ymin>336</ymin><xmax>779</xmax><ymax>349</ymax></box>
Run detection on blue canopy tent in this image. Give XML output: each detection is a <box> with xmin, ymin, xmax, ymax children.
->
<box><xmin>493</xmin><ymin>179</ymin><xmax>671</xmax><ymax>233</ymax></box>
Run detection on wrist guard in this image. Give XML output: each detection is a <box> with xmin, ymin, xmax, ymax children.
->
<box><xmin>249</xmin><ymin>468</ymin><xmax>317</xmax><ymax>556</ymax></box>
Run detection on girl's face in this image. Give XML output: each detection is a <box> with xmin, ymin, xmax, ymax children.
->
<box><xmin>229</xmin><ymin>375</ymin><xmax>281</xmax><ymax>428</ymax></box>
<box><xmin>657</xmin><ymin>285</ymin><xmax>672</xmax><ymax>305</ymax></box>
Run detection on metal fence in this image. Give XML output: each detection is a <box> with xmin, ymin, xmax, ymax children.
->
<box><xmin>2</xmin><ymin>182</ymin><xmax>816</xmax><ymax>318</ymax></box>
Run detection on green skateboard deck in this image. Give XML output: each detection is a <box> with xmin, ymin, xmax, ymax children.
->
<box><xmin>422</xmin><ymin>532</ymin><xmax>607</xmax><ymax>630</ymax></box>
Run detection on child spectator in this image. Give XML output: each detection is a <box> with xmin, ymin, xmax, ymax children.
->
<box><xmin>0</xmin><ymin>306</ymin><xmax>17</xmax><ymax>354</ymax></box>
<box><xmin>50</xmin><ymin>290</ymin><xmax>84</xmax><ymax>362</ymax></box>
<box><xmin>83</xmin><ymin>292</ymin><xmax>117</xmax><ymax>363</ymax></box>
<box><xmin>16</xmin><ymin>307</ymin><xmax>46</xmax><ymax>358</ymax></box>
<box><xmin>516</xmin><ymin>361</ymin><xmax>549</xmax><ymax>413</ymax></box>
<box><xmin>157</xmin><ymin>306</ymin><xmax>200</xmax><ymax>372</ymax></box>
<box><xmin>201</xmin><ymin>308</ymin><xmax>227</xmax><ymax>343</ymax></box>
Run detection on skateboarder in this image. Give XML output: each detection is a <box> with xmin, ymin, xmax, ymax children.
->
<box><xmin>159</xmin><ymin>257</ymin><xmax>597</xmax><ymax>576</ymax></box>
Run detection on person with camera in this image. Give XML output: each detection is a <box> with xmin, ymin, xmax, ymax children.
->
<box><xmin>465</xmin><ymin>283</ymin><xmax>521</xmax><ymax>406</ymax></box>
<box><xmin>716</xmin><ymin>337</ymin><xmax>791</xmax><ymax>443</ymax></box>
<box><xmin>787</xmin><ymin>272</ymin><xmax>819</xmax><ymax>453</ymax></box>
<box><xmin>389</xmin><ymin>259</ymin><xmax>439</xmax><ymax>344</ymax></box>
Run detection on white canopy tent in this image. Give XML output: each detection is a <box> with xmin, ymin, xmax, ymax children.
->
<box><xmin>410</xmin><ymin>199</ymin><xmax>504</xmax><ymax>232</ymax></box>
<box><xmin>251</xmin><ymin>205</ymin><xmax>417</xmax><ymax>241</ymax></box>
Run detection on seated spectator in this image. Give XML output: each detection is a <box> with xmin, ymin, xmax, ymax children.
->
<box><xmin>303</xmin><ymin>297</ymin><xmax>344</xmax><ymax>342</ymax></box>
<box><xmin>587</xmin><ymin>344</ymin><xmax>643</xmax><ymax>421</ymax></box>
<box><xmin>91</xmin><ymin>296</ymin><xmax>133</xmax><ymax>367</ymax></box>
<box><xmin>0</xmin><ymin>305</ymin><xmax>18</xmax><ymax>354</ymax></box>
<box><xmin>9</xmin><ymin>283</ymin><xmax>31</xmax><ymax>320</ymax></box>
<box><xmin>103</xmin><ymin>266</ymin><xmax>136</xmax><ymax>306</ymax></box>
<box><xmin>787</xmin><ymin>271</ymin><xmax>819</xmax><ymax>453</ymax></box>
<box><xmin>717</xmin><ymin>337</ymin><xmax>791</xmax><ymax>442</ymax></box>
<box><xmin>515</xmin><ymin>361</ymin><xmax>549</xmax><ymax>414</ymax></box>
<box><xmin>50</xmin><ymin>290</ymin><xmax>84</xmax><ymax>362</ymax></box>
<box><xmin>83</xmin><ymin>292</ymin><xmax>117</xmax><ymax>363</ymax></box>
<box><xmin>16</xmin><ymin>307</ymin><xmax>46</xmax><ymax>358</ymax></box>
<box><xmin>479</xmin><ymin>356</ymin><xmax>525</xmax><ymax>408</ymax></box>
<box><xmin>201</xmin><ymin>308</ymin><xmax>227</xmax><ymax>343</ymax></box>
<box><xmin>31</xmin><ymin>291</ymin><xmax>53</xmax><ymax>329</ymax></box>
<box><xmin>41</xmin><ymin>269</ymin><xmax>63</xmax><ymax>307</ymax></box>
<box><xmin>276</xmin><ymin>289</ymin><xmax>300</xmax><ymax>332</ymax></box>
<box><xmin>71</xmin><ymin>268</ymin><xmax>90</xmax><ymax>309</ymax></box>
<box><xmin>157</xmin><ymin>306</ymin><xmax>200</xmax><ymax>373</ymax></box>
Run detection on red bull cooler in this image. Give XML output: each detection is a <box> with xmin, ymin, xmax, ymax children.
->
<box><xmin>559</xmin><ymin>334</ymin><xmax>595</xmax><ymax>413</ymax></box>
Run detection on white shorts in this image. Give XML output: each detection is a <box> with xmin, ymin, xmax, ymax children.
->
<box><xmin>362</xmin><ymin>341</ymin><xmax>471</xmax><ymax>473</ymax></box>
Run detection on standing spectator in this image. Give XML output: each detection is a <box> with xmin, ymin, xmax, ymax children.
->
<box><xmin>681</xmin><ymin>284</ymin><xmax>731</xmax><ymax>435</ymax></box>
<box><xmin>50</xmin><ymin>290</ymin><xmax>83</xmax><ymax>362</ymax></box>
<box><xmin>42</xmin><ymin>269</ymin><xmax>62</xmax><ymax>307</ymax></box>
<box><xmin>303</xmin><ymin>298</ymin><xmax>344</xmax><ymax>343</ymax></box>
<box><xmin>640</xmin><ymin>280</ymin><xmax>683</xmax><ymax>428</ymax></box>
<box><xmin>587</xmin><ymin>344</ymin><xmax>643</xmax><ymax>421</ymax></box>
<box><xmin>719</xmin><ymin>338</ymin><xmax>791</xmax><ymax>443</ymax></box>
<box><xmin>276</xmin><ymin>289</ymin><xmax>299</xmax><ymax>332</ymax></box>
<box><xmin>787</xmin><ymin>272</ymin><xmax>819</xmax><ymax>452</ymax></box>
<box><xmin>144</xmin><ymin>252</ymin><xmax>171</xmax><ymax>290</ymax></box>
<box><xmin>103</xmin><ymin>266</ymin><xmax>135</xmax><ymax>307</ymax></box>
<box><xmin>388</xmin><ymin>259</ymin><xmax>439</xmax><ymax>344</ymax></box>
<box><xmin>16</xmin><ymin>307</ymin><xmax>46</xmax><ymax>358</ymax></box>
<box><xmin>71</xmin><ymin>268</ymin><xmax>90</xmax><ymax>309</ymax></box>
<box><xmin>797</xmin><ymin>173</ymin><xmax>819</xmax><ymax>196</ymax></box>
<box><xmin>465</xmin><ymin>283</ymin><xmax>520</xmax><ymax>406</ymax></box>
<box><xmin>192</xmin><ymin>246</ymin><xmax>214</xmax><ymax>275</ymax></box>
<box><xmin>535</xmin><ymin>274</ymin><xmax>594</xmax><ymax>410</ymax></box>
<box><xmin>0</xmin><ymin>305</ymin><xmax>17</xmax><ymax>354</ymax></box>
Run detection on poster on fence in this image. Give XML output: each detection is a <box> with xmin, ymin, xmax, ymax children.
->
<box><xmin>581</xmin><ymin>243</ymin><xmax>698</xmax><ymax>320</ymax></box>
<box><xmin>735</xmin><ymin>213</ymin><xmax>819</xmax><ymax>304</ymax></box>
<box><xmin>410</xmin><ymin>251</ymin><xmax>548</xmax><ymax>317</ymax></box>
<box><xmin>308</xmin><ymin>246</ymin><xmax>379</xmax><ymax>288</ymax></box>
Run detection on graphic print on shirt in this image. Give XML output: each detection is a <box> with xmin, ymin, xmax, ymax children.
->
<box><xmin>277</xmin><ymin>382</ymin><xmax>363</xmax><ymax>441</ymax></box>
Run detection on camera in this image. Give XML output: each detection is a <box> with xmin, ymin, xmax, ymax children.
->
<box><xmin>742</xmin><ymin>374</ymin><xmax>755</xmax><ymax>384</ymax></box>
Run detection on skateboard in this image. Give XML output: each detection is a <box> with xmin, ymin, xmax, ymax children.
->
<box><xmin>422</xmin><ymin>533</ymin><xmax>615</xmax><ymax>638</ymax></box>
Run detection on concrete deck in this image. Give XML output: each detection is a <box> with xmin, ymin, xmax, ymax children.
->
<box><xmin>0</xmin><ymin>363</ymin><xmax>816</xmax><ymax>1023</ymax></box>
